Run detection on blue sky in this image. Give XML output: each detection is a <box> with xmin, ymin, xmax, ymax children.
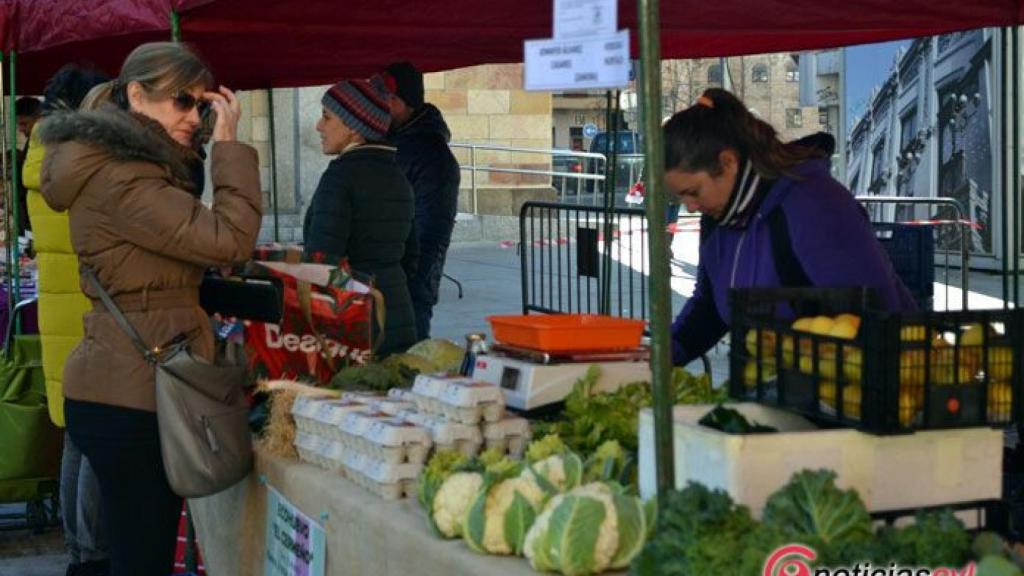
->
<box><xmin>845</xmin><ymin>39</ymin><xmax>912</xmax><ymax>129</ymax></box>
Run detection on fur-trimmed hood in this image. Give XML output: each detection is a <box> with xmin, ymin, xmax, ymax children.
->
<box><xmin>38</xmin><ymin>106</ymin><xmax>197</xmax><ymax>211</ymax></box>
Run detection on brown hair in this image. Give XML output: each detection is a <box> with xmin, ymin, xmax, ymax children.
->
<box><xmin>90</xmin><ymin>42</ymin><xmax>213</xmax><ymax>109</ymax></box>
<box><xmin>663</xmin><ymin>88</ymin><xmax>822</xmax><ymax>179</ymax></box>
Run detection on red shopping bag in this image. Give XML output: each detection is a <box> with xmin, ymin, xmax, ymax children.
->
<box><xmin>243</xmin><ymin>256</ymin><xmax>380</xmax><ymax>385</ymax></box>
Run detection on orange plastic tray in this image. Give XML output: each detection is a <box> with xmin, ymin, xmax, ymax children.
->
<box><xmin>487</xmin><ymin>314</ymin><xmax>645</xmax><ymax>353</ymax></box>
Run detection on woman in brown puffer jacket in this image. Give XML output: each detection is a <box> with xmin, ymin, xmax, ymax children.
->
<box><xmin>39</xmin><ymin>42</ymin><xmax>262</xmax><ymax>576</ymax></box>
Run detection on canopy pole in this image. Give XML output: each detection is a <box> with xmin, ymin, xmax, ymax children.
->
<box><xmin>7</xmin><ymin>49</ymin><xmax>19</xmax><ymax>334</ymax></box>
<box><xmin>0</xmin><ymin>51</ymin><xmax>11</xmax><ymax>325</ymax></box>
<box><xmin>170</xmin><ymin>10</ymin><xmax>182</xmax><ymax>42</ymax></box>
<box><xmin>1002</xmin><ymin>27</ymin><xmax>1011</xmax><ymax>309</ymax></box>
<box><xmin>1013</xmin><ymin>25</ymin><xmax>1021</xmax><ymax>307</ymax></box>
<box><xmin>636</xmin><ymin>0</ymin><xmax>675</xmax><ymax>502</ymax></box>
<box><xmin>268</xmin><ymin>89</ymin><xmax>280</xmax><ymax>242</ymax></box>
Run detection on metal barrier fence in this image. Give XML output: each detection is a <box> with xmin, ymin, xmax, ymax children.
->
<box><xmin>519</xmin><ymin>201</ymin><xmax>651</xmax><ymax>320</ymax></box>
<box><xmin>857</xmin><ymin>196</ymin><xmax>970</xmax><ymax>310</ymax></box>
<box><xmin>450</xmin><ymin>143</ymin><xmax>646</xmax><ymax>212</ymax></box>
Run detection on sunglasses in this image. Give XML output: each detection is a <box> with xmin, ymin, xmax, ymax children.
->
<box><xmin>172</xmin><ymin>92</ymin><xmax>211</xmax><ymax>118</ymax></box>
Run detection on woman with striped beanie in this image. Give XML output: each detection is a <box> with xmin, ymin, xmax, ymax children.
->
<box><xmin>303</xmin><ymin>78</ymin><xmax>419</xmax><ymax>356</ymax></box>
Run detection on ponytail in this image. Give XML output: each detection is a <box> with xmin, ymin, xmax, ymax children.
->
<box><xmin>79</xmin><ymin>81</ymin><xmax>116</xmax><ymax>111</ymax></box>
<box><xmin>664</xmin><ymin>88</ymin><xmax>822</xmax><ymax>179</ymax></box>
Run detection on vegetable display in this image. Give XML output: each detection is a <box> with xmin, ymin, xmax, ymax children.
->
<box><xmin>533</xmin><ymin>366</ymin><xmax>723</xmax><ymax>455</ymax></box>
<box><xmin>524</xmin><ymin>482</ymin><xmax>647</xmax><ymax>576</ymax></box>
<box><xmin>631</xmin><ymin>469</ymin><xmax>976</xmax><ymax>575</ymax></box>
<box><xmin>463</xmin><ymin>459</ymin><xmax>548</xmax><ymax>555</ymax></box>
<box><xmin>418</xmin><ymin>449</ymin><xmax>512</xmax><ymax>538</ymax></box>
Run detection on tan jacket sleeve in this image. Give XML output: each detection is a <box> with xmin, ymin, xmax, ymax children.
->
<box><xmin>109</xmin><ymin>141</ymin><xmax>263</xmax><ymax>266</ymax></box>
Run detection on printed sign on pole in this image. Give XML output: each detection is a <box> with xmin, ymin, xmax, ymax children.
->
<box><xmin>524</xmin><ymin>29</ymin><xmax>630</xmax><ymax>91</ymax></box>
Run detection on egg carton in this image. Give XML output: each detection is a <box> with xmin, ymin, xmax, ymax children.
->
<box><xmin>369</xmin><ymin>394</ymin><xmax>418</xmax><ymax>416</ymax></box>
<box><xmin>294</xmin><ymin>432</ymin><xmax>345</xmax><ymax>473</ymax></box>
<box><xmin>361</xmin><ymin>417</ymin><xmax>433</xmax><ymax>465</ymax></box>
<box><xmin>411</xmin><ymin>374</ymin><xmax>506</xmax><ymax>424</ymax></box>
<box><xmin>342</xmin><ymin>451</ymin><xmax>422</xmax><ymax>500</ymax></box>
<box><xmin>338</xmin><ymin>411</ymin><xmax>393</xmax><ymax>453</ymax></box>
<box><xmin>310</xmin><ymin>399</ymin><xmax>372</xmax><ymax>442</ymax></box>
<box><xmin>341</xmin><ymin>391</ymin><xmax>386</xmax><ymax>403</ymax></box>
<box><xmin>291</xmin><ymin>395</ymin><xmax>333</xmax><ymax>435</ymax></box>
<box><xmin>319</xmin><ymin>438</ymin><xmax>350</xmax><ymax>476</ymax></box>
<box><xmin>482</xmin><ymin>417</ymin><xmax>531</xmax><ymax>459</ymax></box>
<box><xmin>411</xmin><ymin>374</ymin><xmax>451</xmax><ymax>414</ymax></box>
<box><xmin>436</xmin><ymin>380</ymin><xmax>505</xmax><ymax>424</ymax></box>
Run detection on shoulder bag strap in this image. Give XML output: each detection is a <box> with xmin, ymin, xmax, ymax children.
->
<box><xmin>84</xmin><ymin>267</ymin><xmax>159</xmax><ymax>365</ymax></box>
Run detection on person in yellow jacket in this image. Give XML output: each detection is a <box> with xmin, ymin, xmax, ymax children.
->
<box><xmin>25</xmin><ymin>65</ymin><xmax>111</xmax><ymax>576</ymax></box>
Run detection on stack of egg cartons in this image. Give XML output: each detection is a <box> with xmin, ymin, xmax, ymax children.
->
<box><xmin>292</xmin><ymin>395</ymin><xmax>370</xmax><ymax>472</ymax></box>
<box><xmin>407</xmin><ymin>374</ymin><xmax>531</xmax><ymax>459</ymax></box>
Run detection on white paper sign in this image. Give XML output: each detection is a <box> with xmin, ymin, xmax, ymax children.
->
<box><xmin>553</xmin><ymin>0</ymin><xmax>616</xmax><ymax>39</ymax></box>
<box><xmin>524</xmin><ymin>30</ymin><xmax>630</xmax><ymax>92</ymax></box>
<box><xmin>265</xmin><ymin>485</ymin><xmax>326</xmax><ymax>576</ymax></box>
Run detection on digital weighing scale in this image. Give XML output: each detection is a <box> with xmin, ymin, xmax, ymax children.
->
<box><xmin>472</xmin><ymin>343</ymin><xmax>652</xmax><ymax>412</ymax></box>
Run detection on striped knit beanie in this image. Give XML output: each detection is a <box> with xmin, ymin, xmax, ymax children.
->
<box><xmin>322</xmin><ymin>79</ymin><xmax>391</xmax><ymax>141</ymax></box>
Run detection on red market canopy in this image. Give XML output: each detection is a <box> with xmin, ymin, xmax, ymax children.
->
<box><xmin>4</xmin><ymin>0</ymin><xmax>1024</xmax><ymax>92</ymax></box>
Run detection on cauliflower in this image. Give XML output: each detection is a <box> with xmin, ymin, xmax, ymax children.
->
<box><xmin>524</xmin><ymin>434</ymin><xmax>583</xmax><ymax>493</ymax></box>
<box><xmin>525</xmin><ymin>482</ymin><xmax>647</xmax><ymax>575</ymax></box>
<box><xmin>583</xmin><ymin>440</ymin><xmax>632</xmax><ymax>485</ymax></box>
<box><xmin>431</xmin><ymin>471</ymin><xmax>484</xmax><ymax>538</ymax></box>
<box><xmin>526</xmin><ymin>433</ymin><xmax>568</xmax><ymax>462</ymax></box>
<box><xmin>464</xmin><ymin>470</ymin><xmax>547</xmax><ymax>556</ymax></box>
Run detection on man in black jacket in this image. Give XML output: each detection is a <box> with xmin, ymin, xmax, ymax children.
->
<box><xmin>380</xmin><ymin>62</ymin><xmax>461</xmax><ymax>340</ymax></box>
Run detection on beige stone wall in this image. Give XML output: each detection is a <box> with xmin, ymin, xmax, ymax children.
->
<box><xmin>424</xmin><ymin>64</ymin><xmax>553</xmax><ymax>193</ymax></box>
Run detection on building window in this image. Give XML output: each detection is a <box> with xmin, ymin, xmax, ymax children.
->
<box><xmin>786</xmin><ymin>108</ymin><xmax>803</xmax><ymax>129</ymax></box>
<box><xmin>707</xmin><ymin>64</ymin><xmax>722</xmax><ymax>85</ymax></box>
<box><xmin>752</xmin><ymin>64</ymin><xmax>769</xmax><ymax>83</ymax></box>
<box><xmin>900</xmin><ymin>108</ymin><xmax>918</xmax><ymax>153</ymax></box>
<box><xmin>870</xmin><ymin>139</ymin><xmax>887</xmax><ymax>186</ymax></box>
<box><xmin>785</xmin><ymin>61</ymin><xmax>799</xmax><ymax>82</ymax></box>
<box><xmin>818</xmin><ymin>109</ymin><xmax>831</xmax><ymax>133</ymax></box>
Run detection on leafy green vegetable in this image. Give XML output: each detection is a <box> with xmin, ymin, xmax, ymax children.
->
<box><xmin>381</xmin><ymin>353</ymin><xmax>442</xmax><ymax>385</ymax></box>
<box><xmin>698</xmin><ymin>405</ymin><xmax>778</xmax><ymax>434</ymax></box>
<box><xmin>761</xmin><ymin>469</ymin><xmax>873</xmax><ymax>548</ymax></box>
<box><xmin>526</xmin><ymin>434</ymin><xmax>569</xmax><ymax>463</ymax></box>
<box><xmin>876</xmin><ymin>509</ymin><xmax>970</xmax><ymax>567</ymax></box>
<box><xmin>534</xmin><ymin>366</ymin><xmax>724</xmax><ymax>456</ymax></box>
<box><xmin>630</xmin><ymin>483</ymin><xmax>758</xmax><ymax>576</ymax></box>
<box><xmin>583</xmin><ymin>440</ymin><xmax>634</xmax><ymax>485</ymax></box>
<box><xmin>974</xmin><ymin>531</ymin><xmax>1010</xmax><ymax>559</ymax></box>
<box><xmin>406</xmin><ymin>338</ymin><xmax>465</xmax><ymax>372</ymax></box>
<box><xmin>328</xmin><ymin>363</ymin><xmax>406</xmax><ymax>392</ymax></box>
<box><xmin>977</xmin><ymin>555</ymin><xmax>1024</xmax><ymax>576</ymax></box>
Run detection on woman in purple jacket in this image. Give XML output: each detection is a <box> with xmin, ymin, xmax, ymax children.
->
<box><xmin>666</xmin><ymin>89</ymin><xmax>916</xmax><ymax>366</ymax></box>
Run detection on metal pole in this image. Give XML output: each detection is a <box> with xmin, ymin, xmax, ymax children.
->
<box><xmin>170</xmin><ymin>10</ymin><xmax>182</xmax><ymax>42</ymax></box>
<box><xmin>601</xmin><ymin>91</ymin><xmax>621</xmax><ymax>315</ymax></box>
<box><xmin>1013</xmin><ymin>26</ymin><xmax>1021</xmax><ymax>307</ymax></box>
<box><xmin>7</xmin><ymin>49</ymin><xmax>19</xmax><ymax>333</ymax></box>
<box><xmin>0</xmin><ymin>51</ymin><xmax>10</xmax><ymax>324</ymax></box>
<box><xmin>268</xmin><ymin>90</ymin><xmax>280</xmax><ymax>242</ymax></box>
<box><xmin>637</xmin><ymin>0</ymin><xmax>675</xmax><ymax>501</ymax></box>
<box><xmin>838</xmin><ymin>48</ymin><xmax>848</xmax><ymax>185</ymax></box>
<box><xmin>1003</xmin><ymin>28</ymin><xmax>1011</xmax><ymax>309</ymax></box>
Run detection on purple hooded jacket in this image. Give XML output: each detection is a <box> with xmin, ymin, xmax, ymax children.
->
<box><xmin>671</xmin><ymin>159</ymin><xmax>916</xmax><ymax>365</ymax></box>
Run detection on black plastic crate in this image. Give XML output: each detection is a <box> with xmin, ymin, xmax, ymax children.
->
<box><xmin>729</xmin><ymin>287</ymin><xmax>1024</xmax><ymax>434</ymax></box>
<box><xmin>874</xmin><ymin>223</ymin><xmax>935</xmax><ymax>310</ymax></box>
